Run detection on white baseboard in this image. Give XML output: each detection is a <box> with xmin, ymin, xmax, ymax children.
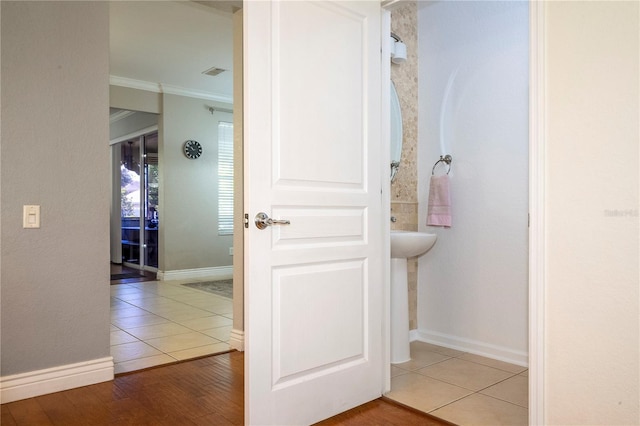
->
<box><xmin>157</xmin><ymin>266</ymin><xmax>233</xmax><ymax>282</ymax></box>
<box><xmin>1</xmin><ymin>357</ymin><xmax>114</xmax><ymax>403</ymax></box>
<box><xmin>413</xmin><ymin>329</ymin><xmax>528</xmax><ymax>367</ymax></box>
<box><xmin>229</xmin><ymin>328</ymin><xmax>244</xmax><ymax>351</ymax></box>
<box><xmin>410</xmin><ymin>329</ymin><xmax>420</xmax><ymax>341</ymax></box>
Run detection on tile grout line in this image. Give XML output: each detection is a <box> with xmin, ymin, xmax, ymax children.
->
<box><xmin>425</xmin><ymin>390</ymin><xmax>474</xmax><ymax>414</ymax></box>
<box><xmin>474</xmin><ymin>372</ymin><xmax>529</xmax><ymax>409</ymax></box>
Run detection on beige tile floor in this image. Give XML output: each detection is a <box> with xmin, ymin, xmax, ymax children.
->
<box><xmin>110</xmin><ymin>279</ymin><xmax>233</xmax><ymax>374</ymax></box>
<box><xmin>386</xmin><ymin>341</ymin><xmax>528</xmax><ymax>426</ymax></box>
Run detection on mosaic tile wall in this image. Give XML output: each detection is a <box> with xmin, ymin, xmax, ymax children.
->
<box><xmin>390</xmin><ymin>2</ymin><xmax>419</xmax><ymax>330</ymax></box>
<box><xmin>390</xmin><ymin>1</ymin><xmax>418</xmax><ymax>205</ymax></box>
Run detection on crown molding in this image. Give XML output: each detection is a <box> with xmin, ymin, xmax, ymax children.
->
<box><xmin>109</xmin><ymin>109</ymin><xmax>136</xmax><ymax>124</ymax></box>
<box><xmin>110</xmin><ymin>75</ymin><xmax>233</xmax><ymax>104</ymax></box>
<box><xmin>159</xmin><ymin>83</ymin><xmax>233</xmax><ymax>103</ymax></box>
<box><xmin>110</xmin><ymin>75</ymin><xmax>161</xmax><ymax>93</ymax></box>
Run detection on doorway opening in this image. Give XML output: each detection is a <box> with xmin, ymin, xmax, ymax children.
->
<box><xmin>108</xmin><ymin>107</ymin><xmax>236</xmax><ymax>374</ymax></box>
<box><xmin>107</xmin><ymin>1</ymin><xmax>242</xmax><ymax>374</ymax></box>
<box><xmin>383</xmin><ymin>1</ymin><xmax>530</xmax><ymax>424</ymax></box>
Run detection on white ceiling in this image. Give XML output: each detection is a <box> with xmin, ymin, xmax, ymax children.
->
<box><xmin>110</xmin><ymin>1</ymin><xmax>240</xmax><ymax>103</ymax></box>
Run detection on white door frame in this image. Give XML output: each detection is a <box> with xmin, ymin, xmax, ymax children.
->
<box><xmin>528</xmin><ymin>1</ymin><xmax>545</xmax><ymax>424</ymax></box>
<box><xmin>380</xmin><ymin>1</ymin><xmax>546</xmax><ymax>424</ymax></box>
<box><xmin>381</xmin><ymin>6</ymin><xmax>392</xmax><ymax>395</ymax></box>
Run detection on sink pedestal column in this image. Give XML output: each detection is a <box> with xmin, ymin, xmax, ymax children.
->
<box><xmin>389</xmin><ymin>231</ymin><xmax>437</xmax><ymax>364</ymax></box>
<box><xmin>390</xmin><ymin>257</ymin><xmax>411</xmax><ymax>364</ymax></box>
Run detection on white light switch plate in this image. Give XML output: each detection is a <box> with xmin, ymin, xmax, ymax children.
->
<box><xmin>23</xmin><ymin>205</ymin><xmax>40</xmax><ymax>228</ymax></box>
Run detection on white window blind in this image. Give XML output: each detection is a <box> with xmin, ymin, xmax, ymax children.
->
<box><xmin>218</xmin><ymin>122</ymin><xmax>234</xmax><ymax>235</ymax></box>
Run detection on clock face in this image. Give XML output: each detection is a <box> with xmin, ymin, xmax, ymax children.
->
<box><xmin>183</xmin><ymin>140</ymin><xmax>202</xmax><ymax>159</ymax></box>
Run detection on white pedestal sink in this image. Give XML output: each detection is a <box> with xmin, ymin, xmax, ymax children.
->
<box><xmin>390</xmin><ymin>231</ymin><xmax>437</xmax><ymax>364</ymax></box>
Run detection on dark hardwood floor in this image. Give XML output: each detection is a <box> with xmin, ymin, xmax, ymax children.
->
<box><xmin>317</xmin><ymin>399</ymin><xmax>454</xmax><ymax>426</ymax></box>
<box><xmin>2</xmin><ymin>353</ymin><xmax>244</xmax><ymax>426</ymax></box>
<box><xmin>1</xmin><ymin>351</ymin><xmax>452</xmax><ymax>425</ymax></box>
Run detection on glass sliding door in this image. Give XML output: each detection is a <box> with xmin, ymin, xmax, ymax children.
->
<box><xmin>119</xmin><ymin>131</ymin><xmax>159</xmax><ymax>270</ymax></box>
<box><xmin>143</xmin><ymin>132</ymin><xmax>159</xmax><ymax>268</ymax></box>
<box><xmin>120</xmin><ymin>139</ymin><xmax>142</xmax><ymax>265</ymax></box>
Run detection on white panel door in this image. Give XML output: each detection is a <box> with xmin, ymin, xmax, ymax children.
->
<box><xmin>244</xmin><ymin>1</ymin><xmax>383</xmax><ymax>424</ymax></box>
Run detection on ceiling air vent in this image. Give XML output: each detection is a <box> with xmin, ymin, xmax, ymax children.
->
<box><xmin>202</xmin><ymin>66</ymin><xmax>226</xmax><ymax>77</ymax></box>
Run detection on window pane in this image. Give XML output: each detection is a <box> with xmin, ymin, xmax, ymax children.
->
<box><xmin>218</xmin><ymin>121</ymin><xmax>234</xmax><ymax>235</ymax></box>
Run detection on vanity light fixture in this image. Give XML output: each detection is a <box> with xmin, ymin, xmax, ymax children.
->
<box><xmin>390</xmin><ymin>32</ymin><xmax>407</xmax><ymax>64</ymax></box>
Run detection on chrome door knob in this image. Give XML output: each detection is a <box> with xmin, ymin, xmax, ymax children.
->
<box><xmin>254</xmin><ymin>212</ymin><xmax>291</xmax><ymax>230</ymax></box>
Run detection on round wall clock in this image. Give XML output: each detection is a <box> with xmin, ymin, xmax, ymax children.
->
<box><xmin>183</xmin><ymin>140</ymin><xmax>203</xmax><ymax>159</ymax></box>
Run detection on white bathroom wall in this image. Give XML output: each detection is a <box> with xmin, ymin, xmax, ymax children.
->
<box><xmin>416</xmin><ymin>1</ymin><xmax>529</xmax><ymax>364</ymax></box>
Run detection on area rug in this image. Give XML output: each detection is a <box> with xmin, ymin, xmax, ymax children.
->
<box><xmin>182</xmin><ymin>280</ymin><xmax>233</xmax><ymax>299</ymax></box>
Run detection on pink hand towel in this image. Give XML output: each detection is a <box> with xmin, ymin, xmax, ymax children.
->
<box><xmin>427</xmin><ymin>175</ymin><xmax>452</xmax><ymax>227</ymax></box>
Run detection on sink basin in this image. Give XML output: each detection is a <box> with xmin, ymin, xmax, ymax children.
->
<box><xmin>390</xmin><ymin>231</ymin><xmax>437</xmax><ymax>259</ymax></box>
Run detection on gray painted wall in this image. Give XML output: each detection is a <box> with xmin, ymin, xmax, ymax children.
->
<box><xmin>1</xmin><ymin>2</ymin><xmax>110</xmax><ymax>375</ymax></box>
<box><xmin>160</xmin><ymin>94</ymin><xmax>233</xmax><ymax>272</ymax></box>
<box><xmin>110</xmin><ymin>88</ymin><xmax>234</xmax><ymax>274</ymax></box>
<box><xmin>110</xmin><ymin>85</ymin><xmax>161</xmax><ymax>115</ymax></box>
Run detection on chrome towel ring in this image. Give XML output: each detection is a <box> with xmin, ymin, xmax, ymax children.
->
<box><xmin>432</xmin><ymin>155</ymin><xmax>453</xmax><ymax>175</ymax></box>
